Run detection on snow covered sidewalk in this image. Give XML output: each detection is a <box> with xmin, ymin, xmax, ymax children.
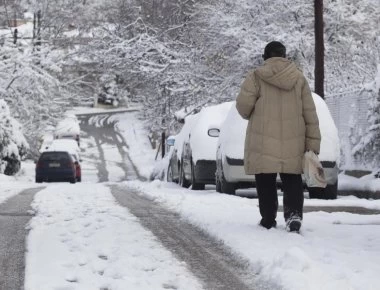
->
<box><xmin>25</xmin><ymin>183</ymin><xmax>202</xmax><ymax>290</ymax></box>
<box><xmin>126</xmin><ymin>180</ymin><xmax>380</xmax><ymax>290</ymax></box>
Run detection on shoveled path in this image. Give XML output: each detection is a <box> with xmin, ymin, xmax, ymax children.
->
<box><xmin>112</xmin><ymin>185</ymin><xmax>277</xmax><ymax>290</ymax></box>
<box><xmin>0</xmin><ymin>187</ymin><xmax>43</xmax><ymax>290</ymax></box>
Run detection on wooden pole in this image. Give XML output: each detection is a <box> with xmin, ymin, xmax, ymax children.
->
<box><xmin>314</xmin><ymin>0</ymin><xmax>325</xmax><ymax>99</ymax></box>
<box><xmin>161</xmin><ymin>131</ymin><xmax>166</xmax><ymax>158</ymax></box>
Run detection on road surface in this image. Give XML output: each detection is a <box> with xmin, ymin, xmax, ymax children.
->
<box><xmin>0</xmin><ymin>188</ymin><xmax>43</xmax><ymax>290</ymax></box>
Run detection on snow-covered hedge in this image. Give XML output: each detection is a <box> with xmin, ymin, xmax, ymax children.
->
<box><xmin>0</xmin><ymin>99</ymin><xmax>29</xmax><ymax>175</ymax></box>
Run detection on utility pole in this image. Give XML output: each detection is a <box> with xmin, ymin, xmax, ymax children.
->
<box><xmin>13</xmin><ymin>28</ymin><xmax>18</xmax><ymax>44</ymax></box>
<box><xmin>36</xmin><ymin>10</ymin><xmax>42</xmax><ymax>47</ymax></box>
<box><xmin>314</xmin><ymin>0</ymin><xmax>325</xmax><ymax>99</ymax></box>
<box><xmin>33</xmin><ymin>12</ymin><xmax>36</xmax><ymax>40</ymax></box>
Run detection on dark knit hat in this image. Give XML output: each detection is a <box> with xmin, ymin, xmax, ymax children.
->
<box><xmin>263</xmin><ymin>41</ymin><xmax>286</xmax><ymax>60</ymax></box>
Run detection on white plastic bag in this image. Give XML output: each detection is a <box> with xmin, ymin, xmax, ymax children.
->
<box><xmin>303</xmin><ymin>151</ymin><xmax>327</xmax><ymax>188</ymax></box>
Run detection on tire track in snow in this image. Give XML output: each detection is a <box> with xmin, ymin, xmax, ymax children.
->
<box><xmin>111</xmin><ymin>185</ymin><xmax>276</xmax><ymax>290</ymax></box>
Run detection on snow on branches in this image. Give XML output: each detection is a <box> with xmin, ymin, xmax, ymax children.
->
<box><xmin>0</xmin><ymin>99</ymin><xmax>29</xmax><ymax>175</ymax></box>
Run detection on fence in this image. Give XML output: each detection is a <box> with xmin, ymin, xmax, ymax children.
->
<box><xmin>325</xmin><ymin>91</ymin><xmax>373</xmax><ymax>170</ymax></box>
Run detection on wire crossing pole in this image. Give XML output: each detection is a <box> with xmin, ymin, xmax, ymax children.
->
<box><xmin>315</xmin><ymin>0</ymin><xmax>325</xmax><ymax>99</ymax></box>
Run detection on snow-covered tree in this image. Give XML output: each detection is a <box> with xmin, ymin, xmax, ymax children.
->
<box><xmin>0</xmin><ymin>99</ymin><xmax>29</xmax><ymax>175</ymax></box>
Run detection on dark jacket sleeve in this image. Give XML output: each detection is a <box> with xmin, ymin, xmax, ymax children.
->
<box><xmin>301</xmin><ymin>77</ymin><xmax>321</xmax><ymax>153</ymax></box>
<box><xmin>236</xmin><ymin>71</ymin><xmax>260</xmax><ymax>120</ymax></box>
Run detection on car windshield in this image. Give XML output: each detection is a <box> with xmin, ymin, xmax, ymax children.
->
<box><xmin>40</xmin><ymin>152</ymin><xmax>70</xmax><ymax>162</ymax></box>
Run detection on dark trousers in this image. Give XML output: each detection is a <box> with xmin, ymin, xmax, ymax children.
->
<box><xmin>255</xmin><ymin>173</ymin><xmax>304</xmax><ymax>227</ymax></box>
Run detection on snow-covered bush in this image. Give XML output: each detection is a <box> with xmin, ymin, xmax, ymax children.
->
<box><xmin>0</xmin><ymin>99</ymin><xmax>29</xmax><ymax>175</ymax></box>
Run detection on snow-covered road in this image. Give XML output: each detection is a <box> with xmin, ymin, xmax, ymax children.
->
<box><xmin>25</xmin><ymin>184</ymin><xmax>203</xmax><ymax>290</ymax></box>
<box><xmin>1</xmin><ymin>108</ymin><xmax>380</xmax><ymax>290</ymax></box>
<box><xmin>126</xmin><ymin>180</ymin><xmax>380</xmax><ymax>290</ymax></box>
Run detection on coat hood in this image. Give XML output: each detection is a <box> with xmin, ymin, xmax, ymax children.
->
<box><xmin>256</xmin><ymin>57</ymin><xmax>300</xmax><ymax>91</ymax></box>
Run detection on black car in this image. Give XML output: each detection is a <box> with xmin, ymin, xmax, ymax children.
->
<box><xmin>35</xmin><ymin>151</ymin><xmax>77</xmax><ymax>183</ymax></box>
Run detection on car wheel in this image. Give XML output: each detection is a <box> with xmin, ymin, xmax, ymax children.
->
<box><xmin>77</xmin><ymin>177</ymin><xmax>82</xmax><ymax>182</ymax></box>
<box><xmin>35</xmin><ymin>177</ymin><xmax>42</xmax><ymax>183</ymax></box>
<box><xmin>191</xmin><ymin>161</ymin><xmax>205</xmax><ymax>190</ymax></box>
<box><xmin>221</xmin><ymin>171</ymin><xmax>236</xmax><ymax>195</ymax></box>
<box><xmin>215</xmin><ymin>161</ymin><xmax>222</xmax><ymax>193</ymax></box>
<box><xmin>179</xmin><ymin>162</ymin><xmax>190</xmax><ymax>188</ymax></box>
<box><xmin>216</xmin><ymin>174</ymin><xmax>222</xmax><ymax>193</ymax></box>
<box><xmin>308</xmin><ymin>181</ymin><xmax>338</xmax><ymax>200</ymax></box>
<box><xmin>70</xmin><ymin>177</ymin><xmax>76</xmax><ymax>184</ymax></box>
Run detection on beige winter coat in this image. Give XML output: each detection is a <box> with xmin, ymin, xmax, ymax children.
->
<box><xmin>236</xmin><ymin>57</ymin><xmax>321</xmax><ymax>175</ymax></box>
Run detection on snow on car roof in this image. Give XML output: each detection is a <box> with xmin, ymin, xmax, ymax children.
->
<box><xmin>45</xmin><ymin>139</ymin><xmax>80</xmax><ymax>155</ymax></box>
<box><xmin>54</xmin><ymin>118</ymin><xmax>80</xmax><ymax>136</ymax></box>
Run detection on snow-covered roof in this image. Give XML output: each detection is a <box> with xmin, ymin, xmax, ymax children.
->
<box><xmin>45</xmin><ymin>139</ymin><xmax>80</xmax><ymax>155</ymax></box>
<box><xmin>54</xmin><ymin>118</ymin><xmax>80</xmax><ymax>137</ymax></box>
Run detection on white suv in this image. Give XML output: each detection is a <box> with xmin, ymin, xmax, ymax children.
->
<box><xmin>216</xmin><ymin>93</ymin><xmax>340</xmax><ymax>199</ymax></box>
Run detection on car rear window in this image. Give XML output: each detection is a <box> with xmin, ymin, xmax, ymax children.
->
<box><xmin>39</xmin><ymin>152</ymin><xmax>71</xmax><ymax>162</ymax></box>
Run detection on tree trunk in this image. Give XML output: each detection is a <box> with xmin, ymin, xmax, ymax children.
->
<box><xmin>314</xmin><ymin>0</ymin><xmax>324</xmax><ymax>99</ymax></box>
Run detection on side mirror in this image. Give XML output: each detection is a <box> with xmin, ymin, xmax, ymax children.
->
<box><xmin>74</xmin><ymin>161</ymin><xmax>79</xmax><ymax>165</ymax></box>
<box><xmin>167</xmin><ymin>138</ymin><xmax>175</xmax><ymax>146</ymax></box>
<box><xmin>208</xmin><ymin>128</ymin><xmax>220</xmax><ymax>137</ymax></box>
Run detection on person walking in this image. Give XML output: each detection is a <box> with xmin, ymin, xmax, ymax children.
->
<box><xmin>236</xmin><ymin>41</ymin><xmax>321</xmax><ymax>232</ymax></box>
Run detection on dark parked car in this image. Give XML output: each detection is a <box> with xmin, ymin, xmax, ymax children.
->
<box><xmin>35</xmin><ymin>151</ymin><xmax>77</xmax><ymax>183</ymax></box>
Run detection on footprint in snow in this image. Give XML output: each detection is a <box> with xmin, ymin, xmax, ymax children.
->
<box><xmin>98</xmin><ymin>254</ymin><xmax>108</xmax><ymax>261</ymax></box>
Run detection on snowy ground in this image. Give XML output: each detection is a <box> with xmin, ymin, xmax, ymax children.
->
<box><xmin>0</xmin><ymin>161</ymin><xmax>40</xmax><ymax>204</ymax></box>
<box><xmin>25</xmin><ymin>184</ymin><xmax>202</xmax><ymax>290</ymax></box>
<box><xmin>124</xmin><ymin>180</ymin><xmax>380</xmax><ymax>290</ymax></box>
<box><xmin>1</xmin><ymin>107</ymin><xmax>380</xmax><ymax>290</ymax></box>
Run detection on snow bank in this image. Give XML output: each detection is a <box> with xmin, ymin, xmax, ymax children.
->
<box><xmin>339</xmin><ymin>172</ymin><xmax>380</xmax><ymax>193</ymax></box>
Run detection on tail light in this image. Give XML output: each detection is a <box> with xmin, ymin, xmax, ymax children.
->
<box><xmin>67</xmin><ymin>161</ymin><xmax>75</xmax><ymax>168</ymax></box>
